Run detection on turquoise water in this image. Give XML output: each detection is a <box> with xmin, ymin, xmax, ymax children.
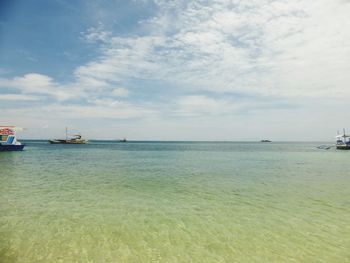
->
<box><xmin>0</xmin><ymin>141</ymin><xmax>349</xmax><ymax>262</ymax></box>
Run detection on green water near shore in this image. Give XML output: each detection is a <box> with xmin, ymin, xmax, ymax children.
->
<box><xmin>1</xmin><ymin>142</ymin><xmax>349</xmax><ymax>262</ymax></box>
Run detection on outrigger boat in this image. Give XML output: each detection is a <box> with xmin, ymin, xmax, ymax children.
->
<box><xmin>336</xmin><ymin>129</ymin><xmax>350</xmax><ymax>150</ymax></box>
<box><xmin>0</xmin><ymin>126</ymin><xmax>25</xmax><ymax>151</ymax></box>
<box><xmin>48</xmin><ymin>127</ymin><xmax>88</xmax><ymax>144</ymax></box>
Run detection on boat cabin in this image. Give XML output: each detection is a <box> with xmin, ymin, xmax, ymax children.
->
<box><xmin>0</xmin><ymin>127</ymin><xmax>16</xmax><ymax>143</ymax></box>
<box><xmin>0</xmin><ymin>126</ymin><xmax>25</xmax><ymax>151</ymax></box>
<box><xmin>336</xmin><ymin>129</ymin><xmax>350</xmax><ymax>150</ymax></box>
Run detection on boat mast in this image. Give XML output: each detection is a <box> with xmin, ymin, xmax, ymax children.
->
<box><xmin>66</xmin><ymin>127</ymin><xmax>68</xmax><ymax>140</ymax></box>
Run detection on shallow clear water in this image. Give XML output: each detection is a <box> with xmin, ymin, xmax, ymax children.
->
<box><xmin>0</xmin><ymin>141</ymin><xmax>349</xmax><ymax>262</ymax></box>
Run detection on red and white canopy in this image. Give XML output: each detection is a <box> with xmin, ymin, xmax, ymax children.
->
<box><xmin>0</xmin><ymin>126</ymin><xmax>23</xmax><ymax>135</ymax></box>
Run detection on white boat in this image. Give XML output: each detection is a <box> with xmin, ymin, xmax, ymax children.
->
<box><xmin>0</xmin><ymin>126</ymin><xmax>25</xmax><ymax>151</ymax></box>
<box><xmin>336</xmin><ymin>129</ymin><xmax>350</xmax><ymax>150</ymax></box>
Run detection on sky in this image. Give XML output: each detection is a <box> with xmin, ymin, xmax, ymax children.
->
<box><xmin>0</xmin><ymin>0</ymin><xmax>350</xmax><ymax>140</ymax></box>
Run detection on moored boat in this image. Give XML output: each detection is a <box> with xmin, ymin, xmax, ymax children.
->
<box><xmin>336</xmin><ymin>129</ymin><xmax>350</xmax><ymax>150</ymax></box>
<box><xmin>48</xmin><ymin>127</ymin><xmax>88</xmax><ymax>144</ymax></box>
<box><xmin>0</xmin><ymin>126</ymin><xmax>25</xmax><ymax>151</ymax></box>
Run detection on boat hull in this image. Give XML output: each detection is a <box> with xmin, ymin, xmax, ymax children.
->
<box><xmin>48</xmin><ymin>140</ymin><xmax>66</xmax><ymax>144</ymax></box>
<box><xmin>336</xmin><ymin>145</ymin><xmax>350</xmax><ymax>150</ymax></box>
<box><xmin>48</xmin><ymin>139</ymin><xmax>87</xmax><ymax>144</ymax></box>
<box><xmin>0</xmin><ymin>144</ymin><xmax>25</xmax><ymax>151</ymax></box>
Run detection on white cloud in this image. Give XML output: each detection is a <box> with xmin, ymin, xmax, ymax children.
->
<box><xmin>82</xmin><ymin>24</ymin><xmax>112</xmax><ymax>43</ymax></box>
<box><xmin>77</xmin><ymin>0</ymin><xmax>350</xmax><ymax>99</ymax></box>
<box><xmin>0</xmin><ymin>94</ymin><xmax>40</xmax><ymax>101</ymax></box>
<box><xmin>2</xmin><ymin>101</ymin><xmax>155</xmax><ymax>121</ymax></box>
<box><xmin>112</xmin><ymin>87</ymin><xmax>129</xmax><ymax>97</ymax></box>
<box><xmin>176</xmin><ymin>95</ymin><xmax>236</xmax><ymax>116</ymax></box>
<box><xmin>0</xmin><ymin>73</ymin><xmax>75</xmax><ymax>101</ymax></box>
<box><xmin>174</xmin><ymin>94</ymin><xmax>296</xmax><ymax>117</ymax></box>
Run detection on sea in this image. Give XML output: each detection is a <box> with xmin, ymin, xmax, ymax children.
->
<box><xmin>0</xmin><ymin>141</ymin><xmax>349</xmax><ymax>262</ymax></box>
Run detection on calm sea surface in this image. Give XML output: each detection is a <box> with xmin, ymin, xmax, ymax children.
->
<box><xmin>0</xmin><ymin>141</ymin><xmax>349</xmax><ymax>262</ymax></box>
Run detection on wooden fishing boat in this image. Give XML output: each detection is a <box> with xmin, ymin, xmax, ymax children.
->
<box><xmin>48</xmin><ymin>127</ymin><xmax>88</xmax><ymax>144</ymax></box>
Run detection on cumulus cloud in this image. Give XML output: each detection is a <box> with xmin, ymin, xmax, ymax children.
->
<box><xmin>0</xmin><ymin>73</ymin><xmax>74</xmax><ymax>100</ymax></box>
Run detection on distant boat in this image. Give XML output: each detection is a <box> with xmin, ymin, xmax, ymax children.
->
<box><xmin>49</xmin><ymin>127</ymin><xmax>88</xmax><ymax>144</ymax></box>
<box><xmin>0</xmin><ymin>126</ymin><xmax>25</xmax><ymax>151</ymax></box>
<box><xmin>317</xmin><ymin>145</ymin><xmax>332</xmax><ymax>150</ymax></box>
<box><xmin>120</xmin><ymin>138</ymin><xmax>127</xmax><ymax>142</ymax></box>
<box><xmin>260</xmin><ymin>139</ymin><xmax>272</xmax><ymax>142</ymax></box>
<box><xmin>336</xmin><ymin>129</ymin><xmax>350</xmax><ymax>150</ymax></box>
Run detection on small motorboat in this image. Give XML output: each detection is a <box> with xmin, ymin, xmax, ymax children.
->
<box><xmin>0</xmin><ymin>126</ymin><xmax>25</xmax><ymax>151</ymax></box>
<box><xmin>317</xmin><ymin>145</ymin><xmax>332</xmax><ymax>150</ymax></box>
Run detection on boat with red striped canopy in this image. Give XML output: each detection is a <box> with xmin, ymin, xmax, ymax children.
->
<box><xmin>0</xmin><ymin>126</ymin><xmax>25</xmax><ymax>151</ymax></box>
